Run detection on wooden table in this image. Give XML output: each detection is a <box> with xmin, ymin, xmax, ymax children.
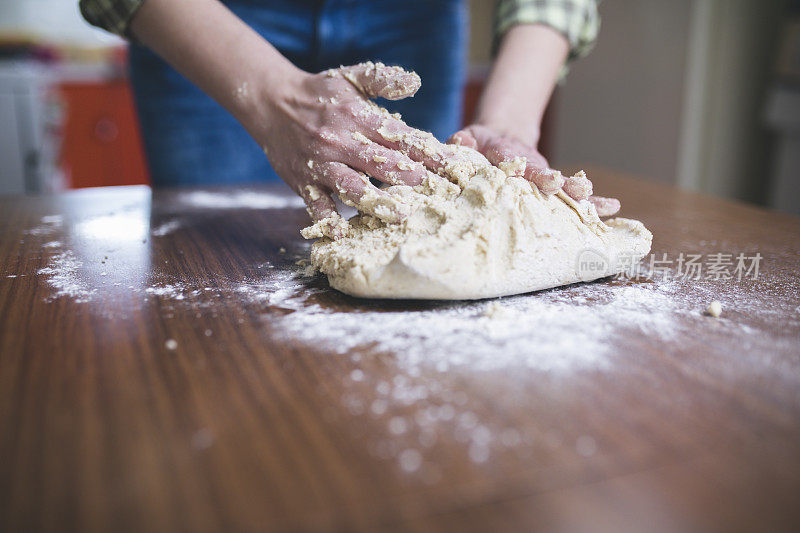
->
<box><xmin>1</xmin><ymin>170</ymin><xmax>799</xmax><ymax>532</ymax></box>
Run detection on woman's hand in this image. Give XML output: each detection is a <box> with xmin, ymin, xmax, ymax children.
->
<box><xmin>453</xmin><ymin>23</ymin><xmax>620</xmax><ymax>217</ymax></box>
<box><xmin>450</xmin><ymin>124</ymin><xmax>620</xmax><ymax>216</ymax></box>
<box><xmin>130</xmin><ymin>1</ymin><xmax>472</xmax><ymax>224</ymax></box>
<box><xmin>247</xmin><ymin>62</ymin><xmax>435</xmax><ymax>224</ymax></box>
<box><xmin>247</xmin><ymin>61</ymin><xmax>494</xmax><ymax>225</ymax></box>
<box><xmin>448</xmin><ymin>124</ymin><xmax>619</xmax><ymax>216</ymax></box>
<box><xmin>449</xmin><ymin>124</ymin><xmax>556</xmax><ymax>191</ymax></box>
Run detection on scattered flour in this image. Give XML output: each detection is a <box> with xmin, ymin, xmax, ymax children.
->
<box><xmin>179</xmin><ymin>191</ymin><xmax>304</xmax><ymax>210</ymax></box>
<box><xmin>41</xmin><ymin>215</ymin><xmax>63</xmax><ymax>225</ymax></box>
<box><xmin>25</xmin><ymin>214</ymin><xmax>63</xmax><ymax>236</ymax></box>
<box><xmin>145</xmin><ymin>284</ymin><xmax>197</xmax><ymax>300</ymax></box>
<box><xmin>263</xmin><ymin>271</ymin><xmax>683</xmax><ymax>374</ymax></box>
<box><xmin>26</xmin><ymin>215</ymin><xmax>94</xmax><ymax>302</ymax></box>
<box><xmin>151</xmin><ymin>219</ymin><xmax>183</xmax><ymax>237</ymax></box>
<box><xmin>37</xmin><ymin>250</ymin><xmax>95</xmax><ymax>302</ymax></box>
<box><xmin>22</xmin><ymin>206</ymin><xmax>797</xmax><ymax>477</ymax></box>
<box><xmin>227</xmin><ymin>265</ymin><xmax>797</xmax><ymax>475</ymax></box>
<box><xmin>27</xmin><ymin>232</ymin><xmax>792</xmax><ymax>475</ymax></box>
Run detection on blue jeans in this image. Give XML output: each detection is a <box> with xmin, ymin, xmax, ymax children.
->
<box><xmin>130</xmin><ymin>0</ymin><xmax>467</xmax><ymax>187</ymax></box>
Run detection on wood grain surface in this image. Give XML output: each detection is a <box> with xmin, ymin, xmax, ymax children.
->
<box><xmin>1</xmin><ymin>170</ymin><xmax>799</xmax><ymax>532</ymax></box>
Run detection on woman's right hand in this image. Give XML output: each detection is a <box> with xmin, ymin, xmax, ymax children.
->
<box><xmin>244</xmin><ymin>61</ymin><xmax>493</xmax><ymax>230</ymax></box>
<box><xmin>243</xmin><ymin>62</ymin><xmax>433</xmax><ymax>226</ymax></box>
<box><xmin>128</xmin><ymin>1</ymin><xmax>478</xmax><ymax>228</ymax></box>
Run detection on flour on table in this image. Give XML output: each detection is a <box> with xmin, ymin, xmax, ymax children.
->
<box><xmin>180</xmin><ymin>190</ymin><xmax>304</xmax><ymax>210</ymax></box>
<box><xmin>146</xmin><ymin>284</ymin><xmax>197</xmax><ymax>300</ymax></box>
<box><xmin>267</xmin><ymin>272</ymin><xmax>682</xmax><ymax>374</ymax></box>
<box><xmin>151</xmin><ymin>219</ymin><xmax>183</xmax><ymax>236</ymax></box>
<box><xmin>37</xmin><ymin>250</ymin><xmax>95</xmax><ymax>302</ymax></box>
<box><xmin>25</xmin><ymin>214</ymin><xmax>63</xmax><ymax>236</ymax></box>
<box><xmin>303</xmin><ymin>142</ymin><xmax>652</xmax><ymax>299</ymax></box>
<box><xmin>41</xmin><ymin>215</ymin><xmax>64</xmax><ymax>225</ymax></box>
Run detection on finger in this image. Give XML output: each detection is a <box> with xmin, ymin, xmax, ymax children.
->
<box><xmin>318</xmin><ymin>162</ymin><xmax>409</xmax><ymax>223</ymax></box>
<box><xmin>562</xmin><ymin>172</ymin><xmax>593</xmax><ymax>201</ymax></box>
<box><xmin>351</xmin><ymin>107</ymin><xmax>494</xmax><ymax>185</ymax></box>
<box><xmin>447</xmin><ymin>129</ymin><xmax>478</xmax><ymax>149</ymax></box>
<box><xmin>342</xmin><ymin>132</ymin><xmax>426</xmax><ymax>186</ymax></box>
<box><xmin>589</xmin><ymin>195</ymin><xmax>621</xmax><ymax>217</ymax></box>
<box><xmin>364</xmin><ymin>117</ymin><xmax>484</xmax><ymax>186</ymax></box>
<box><xmin>300</xmin><ymin>184</ymin><xmax>338</xmax><ymax>223</ymax></box>
<box><xmin>525</xmin><ymin>167</ymin><xmax>565</xmax><ymax>195</ymax></box>
<box><xmin>298</xmin><ymin>184</ymin><xmax>345</xmax><ymax>240</ymax></box>
<box><xmin>459</xmin><ymin>126</ymin><xmax>526</xmax><ymax>178</ymax></box>
<box><xmin>340</xmin><ymin>61</ymin><xmax>421</xmax><ymax>100</ymax></box>
<box><xmin>477</xmin><ymin>142</ymin><xmax>526</xmax><ymax>178</ymax></box>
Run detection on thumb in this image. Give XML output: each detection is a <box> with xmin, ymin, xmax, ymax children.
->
<box><xmin>340</xmin><ymin>61</ymin><xmax>421</xmax><ymax>100</ymax></box>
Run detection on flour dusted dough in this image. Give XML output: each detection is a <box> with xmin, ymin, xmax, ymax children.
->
<box><xmin>302</xmin><ymin>145</ymin><xmax>652</xmax><ymax>300</ymax></box>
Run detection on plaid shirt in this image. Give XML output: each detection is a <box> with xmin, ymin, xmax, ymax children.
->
<box><xmin>79</xmin><ymin>0</ymin><xmax>599</xmax><ymax>62</ymax></box>
<box><xmin>496</xmin><ymin>0</ymin><xmax>600</xmax><ymax>61</ymax></box>
<box><xmin>79</xmin><ymin>0</ymin><xmax>144</xmax><ymax>37</ymax></box>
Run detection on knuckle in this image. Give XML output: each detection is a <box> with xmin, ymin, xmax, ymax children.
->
<box><xmin>315</xmin><ymin>126</ymin><xmax>333</xmax><ymax>140</ymax></box>
<box><xmin>315</xmin><ymin>128</ymin><xmax>341</xmax><ymax>148</ymax></box>
<box><xmin>340</xmin><ymin>99</ymin><xmax>362</xmax><ymax>116</ymax></box>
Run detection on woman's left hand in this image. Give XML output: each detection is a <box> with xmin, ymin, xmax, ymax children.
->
<box><xmin>448</xmin><ymin>124</ymin><xmax>621</xmax><ymax>217</ymax></box>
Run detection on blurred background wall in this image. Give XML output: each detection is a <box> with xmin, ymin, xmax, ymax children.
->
<box><xmin>557</xmin><ymin>0</ymin><xmax>789</xmax><ymax>208</ymax></box>
<box><xmin>470</xmin><ymin>0</ymin><xmax>799</xmax><ymax>215</ymax></box>
<box><xmin>0</xmin><ymin>0</ymin><xmax>120</xmax><ymax>45</ymax></box>
<box><xmin>1</xmin><ymin>0</ymin><xmax>798</xmax><ymax>215</ymax></box>
<box><xmin>552</xmin><ymin>0</ymin><xmax>695</xmax><ymax>187</ymax></box>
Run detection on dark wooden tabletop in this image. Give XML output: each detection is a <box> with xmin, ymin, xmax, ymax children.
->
<box><xmin>1</xmin><ymin>170</ymin><xmax>799</xmax><ymax>532</ymax></box>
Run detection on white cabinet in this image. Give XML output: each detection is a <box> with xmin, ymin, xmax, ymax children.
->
<box><xmin>0</xmin><ymin>61</ymin><xmax>62</xmax><ymax>195</ymax></box>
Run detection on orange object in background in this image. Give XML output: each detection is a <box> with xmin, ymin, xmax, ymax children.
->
<box><xmin>58</xmin><ymin>80</ymin><xmax>150</xmax><ymax>188</ymax></box>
